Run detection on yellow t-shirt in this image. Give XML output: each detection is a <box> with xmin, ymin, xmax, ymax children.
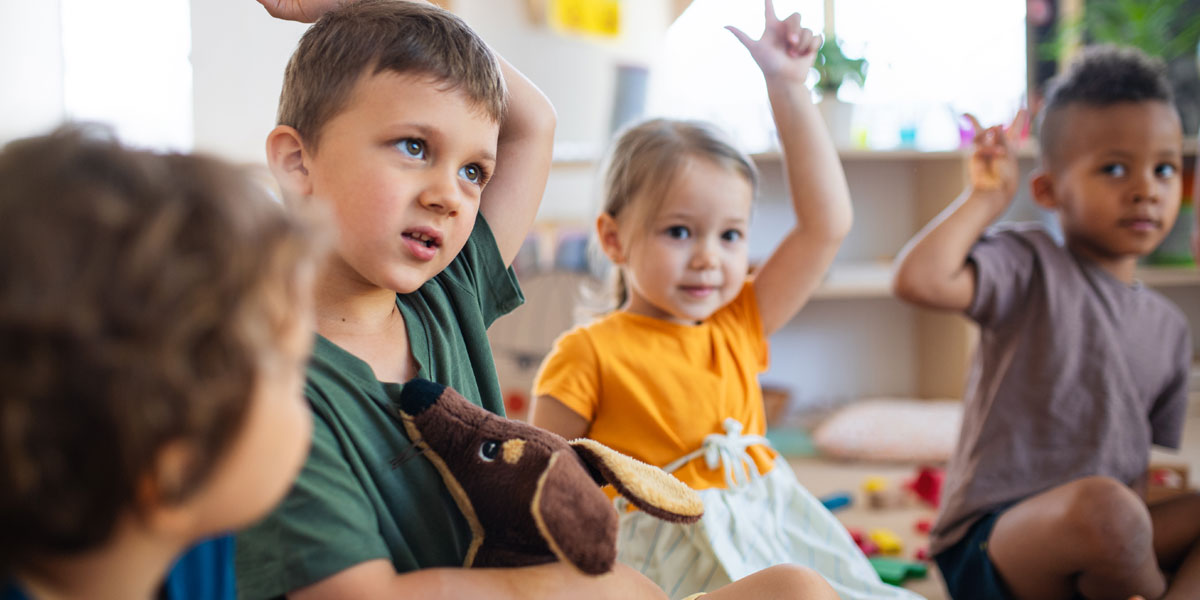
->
<box><xmin>534</xmin><ymin>282</ymin><xmax>777</xmax><ymax>491</ymax></box>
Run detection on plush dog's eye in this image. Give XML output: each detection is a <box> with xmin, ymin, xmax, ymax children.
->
<box><xmin>479</xmin><ymin>440</ymin><xmax>501</xmax><ymax>462</ymax></box>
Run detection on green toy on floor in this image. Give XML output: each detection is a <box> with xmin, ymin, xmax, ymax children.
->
<box><xmin>869</xmin><ymin>557</ymin><xmax>927</xmax><ymax>586</ymax></box>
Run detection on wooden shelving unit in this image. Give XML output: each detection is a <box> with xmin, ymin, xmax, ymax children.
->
<box><xmin>533</xmin><ymin>142</ymin><xmax>1199</xmax><ymax>406</ymax></box>
<box><xmin>752</xmin><ymin>142</ymin><xmax>1199</xmax><ymax>402</ymax></box>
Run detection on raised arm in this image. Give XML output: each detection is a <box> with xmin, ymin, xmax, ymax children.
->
<box><xmin>290</xmin><ymin>559</ymin><xmax>667</xmax><ymax>600</ymax></box>
<box><xmin>891</xmin><ymin>111</ymin><xmax>1026</xmax><ymax>311</ymax></box>
<box><xmin>479</xmin><ymin>55</ymin><xmax>557</xmax><ymax>266</ymax></box>
<box><xmin>254</xmin><ymin>0</ymin><xmax>556</xmax><ymax>266</ymax></box>
<box><xmin>727</xmin><ymin>0</ymin><xmax>853</xmax><ymax>336</ymax></box>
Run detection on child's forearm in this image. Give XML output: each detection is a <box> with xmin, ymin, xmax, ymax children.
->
<box><xmin>766</xmin><ymin>75</ymin><xmax>853</xmax><ymax>243</ymax></box>
<box><xmin>408</xmin><ymin>562</ymin><xmax>669</xmax><ymax>600</ymax></box>
<box><xmin>292</xmin><ymin>558</ymin><xmax>667</xmax><ymax>600</ymax></box>
<box><xmin>495</xmin><ymin>55</ymin><xmax>557</xmax><ymax>150</ymax></box>
<box><xmin>892</xmin><ymin>188</ymin><xmax>1009</xmax><ymax>311</ymax></box>
<box><xmin>478</xmin><ymin>53</ymin><xmax>557</xmax><ymax>265</ymax></box>
<box><xmin>750</xmin><ymin>74</ymin><xmax>854</xmax><ymax>335</ymax></box>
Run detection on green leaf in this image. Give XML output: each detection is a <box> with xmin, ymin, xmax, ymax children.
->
<box><xmin>813</xmin><ymin>38</ymin><xmax>868</xmax><ymax>93</ymax></box>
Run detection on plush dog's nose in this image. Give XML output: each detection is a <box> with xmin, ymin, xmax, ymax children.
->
<box><xmin>398</xmin><ymin>378</ymin><xmax>446</xmax><ymax>416</ymax></box>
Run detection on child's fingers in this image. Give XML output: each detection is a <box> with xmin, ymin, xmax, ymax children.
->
<box><xmin>807</xmin><ymin>33</ymin><xmax>824</xmax><ymax>56</ymax></box>
<box><xmin>980</xmin><ymin>126</ymin><xmax>1010</xmax><ymax>154</ymax></box>
<box><xmin>781</xmin><ymin>12</ymin><xmax>804</xmax><ymax>40</ymax></box>
<box><xmin>788</xmin><ymin>25</ymin><xmax>809</xmax><ymax>56</ymax></box>
<box><xmin>1005</xmin><ymin>108</ymin><xmax>1029</xmax><ymax>143</ymax></box>
<box><xmin>963</xmin><ymin>113</ymin><xmax>984</xmax><ymax>137</ymax></box>
<box><xmin>764</xmin><ymin>0</ymin><xmax>779</xmax><ymax>25</ymax></box>
<box><xmin>795</xmin><ymin>30</ymin><xmax>820</xmax><ymax>57</ymax></box>
<box><xmin>725</xmin><ymin>25</ymin><xmax>755</xmax><ymax>50</ymax></box>
<box><xmin>779</xmin><ymin>14</ymin><xmax>814</xmax><ymax>57</ymax></box>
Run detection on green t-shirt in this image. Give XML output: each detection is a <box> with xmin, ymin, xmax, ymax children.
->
<box><xmin>235</xmin><ymin>218</ymin><xmax>522</xmax><ymax>599</ymax></box>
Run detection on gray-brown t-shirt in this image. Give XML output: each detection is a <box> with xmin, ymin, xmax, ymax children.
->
<box><xmin>930</xmin><ymin>223</ymin><xmax>1192</xmax><ymax>555</ymax></box>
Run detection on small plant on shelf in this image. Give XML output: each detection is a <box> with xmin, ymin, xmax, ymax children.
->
<box><xmin>1040</xmin><ymin>0</ymin><xmax>1200</xmax><ymax>64</ymax></box>
<box><xmin>813</xmin><ymin>37</ymin><xmax>867</xmax><ymax>100</ymax></box>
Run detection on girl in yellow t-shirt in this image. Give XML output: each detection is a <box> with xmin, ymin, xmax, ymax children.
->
<box><xmin>533</xmin><ymin>4</ymin><xmax>922</xmax><ymax>600</ymax></box>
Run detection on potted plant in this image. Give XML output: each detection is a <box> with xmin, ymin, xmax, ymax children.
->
<box><xmin>812</xmin><ymin>37</ymin><xmax>868</xmax><ymax>147</ymax></box>
<box><xmin>1039</xmin><ymin>0</ymin><xmax>1200</xmax><ymax>133</ymax></box>
<box><xmin>814</xmin><ymin>37</ymin><xmax>868</xmax><ymax>99</ymax></box>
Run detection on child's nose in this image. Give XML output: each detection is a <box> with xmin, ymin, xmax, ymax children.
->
<box><xmin>689</xmin><ymin>240</ymin><xmax>720</xmax><ymax>269</ymax></box>
<box><xmin>1129</xmin><ymin>170</ymin><xmax>1159</xmax><ymax>204</ymax></box>
<box><xmin>418</xmin><ymin>169</ymin><xmax>463</xmax><ymax>216</ymax></box>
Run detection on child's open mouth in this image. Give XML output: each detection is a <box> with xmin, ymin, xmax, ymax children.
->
<box><xmin>404</xmin><ymin>231</ymin><xmax>440</xmax><ymax>248</ymax></box>
<box><xmin>402</xmin><ymin>230</ymin><xmax>442</xmax><ymax>261</ymax></box>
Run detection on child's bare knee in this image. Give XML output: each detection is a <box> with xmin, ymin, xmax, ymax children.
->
<box><xmin>758</xmin><ymin>564</ymin><xmax>837</xmax><ymax>599</ymax></box>
<box><xmin>1063</xmin><ymin>476</ymin><xmax>1152</xmax><ymax>564</ymax></box>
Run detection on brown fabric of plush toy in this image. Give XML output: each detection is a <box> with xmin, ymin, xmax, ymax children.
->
<box><xmin>398</xmin><ymin>378</ymin><xmax>703</xmax><ymax>576</ymax></box>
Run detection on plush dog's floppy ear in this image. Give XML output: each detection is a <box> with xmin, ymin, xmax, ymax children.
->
<box><xmin>532</xmin><ymin>450</ymin><xmax>619</xmax><ymax>575</ymax></box>
<box><xmin>570</xmin><ymin>438</ymin><xmax>704</xmax><ymax>523</ymax></box>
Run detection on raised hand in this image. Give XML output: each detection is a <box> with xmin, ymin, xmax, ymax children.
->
<box><xmin>964</xmin><ymin>109</ymin><xmax>1027</xmax><ymax>202</ymax></box>
<box><xmin>726</xmin><ymin>0</ymin><xmax>821</xmax><ymax>83</ymax></box>
<box><xmin>256</xmin><ymin>0</ymin><xmax>436</xmax><ymax>22</ymax></box>
<box><xmin>255</xmin><ymin>0</ymin><xmax>342</xmax><ymax>22</ymax></box>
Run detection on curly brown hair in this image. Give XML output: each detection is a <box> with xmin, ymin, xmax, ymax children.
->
<box><xmin>1038</xmin><ymin>45</ymin><xmax>1175</xmax><ymax>167</ymax></box>
<box><xmin>0</xmin><ymin>125</ymin><xmax>325</xmax><ymax>568</ymax></box>
<box><xmin>279</xmin><ymin>0</ymin><xmax>508</xmax><ymax>151</ymax></box>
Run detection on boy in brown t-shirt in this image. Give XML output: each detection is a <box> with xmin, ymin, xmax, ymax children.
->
<box><xmin>893</xmin><ymin>45</ymin><xmax>1200</xmax><ymax>600</ymax></box>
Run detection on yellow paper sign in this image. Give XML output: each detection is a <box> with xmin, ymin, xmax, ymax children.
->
<box><xmin>550</xmin><ymin>0</ymin><xmax>620</xmax><ymax>38</ymax></box>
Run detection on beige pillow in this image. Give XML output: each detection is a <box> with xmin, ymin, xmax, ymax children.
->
<box><xmin>812</xmin><ymin>398</ymin><xmax>962</xmax><ymax>463</ymax></box>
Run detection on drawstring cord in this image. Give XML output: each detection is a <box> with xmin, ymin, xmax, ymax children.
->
<box><xmin>661</xmin><ymin>418</ymin><xmax>770</xmax><ymax>489</ymax></box>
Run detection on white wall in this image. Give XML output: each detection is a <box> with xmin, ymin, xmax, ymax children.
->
<box><xmin>0</xmin><ymin>0</ymin><xmax>65</xmax><ymax>144</ymax></box>
<box><xmin>189</xmin><ymin>1</ymin><xmax>308</xmax><ymax>164</ymax></box>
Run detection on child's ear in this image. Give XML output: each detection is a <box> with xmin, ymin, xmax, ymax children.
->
<box><xmin>135</xmin><ymin>440</ymin><xmax>201</xmax><ymax>537</ymax></box>
<box><xmin>266</xmin><ymin>125</ymin><xmax>313</xmax><ymax>200</ymax></box>
<box><xmin>596</xmin><ymin>213</ymin><xmax>626</xmax><ymax>264</ymax></box>
<box><xmin>1030</xmin><ymin>170</ymin><xmax>1058</xmax><ymax>211</ymax></box>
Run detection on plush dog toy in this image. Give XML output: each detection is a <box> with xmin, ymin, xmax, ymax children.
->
<box><xmin>398</xmin><ymin>378</ymin><xmax>704</xmax><ymax>575</ymax></box>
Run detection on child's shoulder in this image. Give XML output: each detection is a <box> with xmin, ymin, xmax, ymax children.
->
<box><xmin>979</xmin><ymin>221</ymin><xmax>1060</xmax><ymax>251</ymax></box>
<box><xmin>973</xmin><ymin>221</ymin><xmax>1072</xmax><ymax>273</ymax></box>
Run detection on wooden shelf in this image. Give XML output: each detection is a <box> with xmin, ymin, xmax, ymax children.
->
<box><xmin>1138</xmin><ymin>266</ymin><xmax>1200</xmax><ymax>287</ymax></box>
<box><xmin>812</xmin><ymin>261</ymin><xmax>893</xmax><ymax>300</ymax></box>
<box><xmin>557</xmin><ymin>138</ymin><xmax>1196</xmax><ymax>167</ymax></box>
<box><xmin>809</xmin><ymin>262</ymin><xmax>1200</xmax><ymax>301</ymax></box>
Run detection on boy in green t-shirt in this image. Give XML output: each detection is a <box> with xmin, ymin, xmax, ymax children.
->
<box><xmin>238</xmin><ymin>1</ymin><xmax>841</xmax><ymax>599</ymax></box>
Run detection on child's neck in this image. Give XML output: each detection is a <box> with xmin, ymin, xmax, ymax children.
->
<box><xmin>1065</xmin><ymin>238</ymin><xmax>1139</xmax><ymax>285</ymax></box>
<box><xmin>18</xmin><ymin>525</ymin><xmax>182</xmax><ymax>600</ymax></box>
<box><xmin>313</xmin><ymin>264</ymin><xmax>417</xmax><ymax>383</ymax></box>
<box><xmin>313</xmin><ymin>258</ymin><xmax>406</xmax><ymax>336</ymax></box>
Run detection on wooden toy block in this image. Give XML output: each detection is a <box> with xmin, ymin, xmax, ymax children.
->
<box><xmin>869</xmin><ymin>528</ymin><xmax>903</xmax><ymax>555</ymax></box>
<box><xmin>869</xmin><ymin>556</ymin><xmax>928</xmax><ymax>586</ymax></box>
<box><xmin>819</xmin><ymin>491</ymin><xmax>853</xmax><ymax>512</ymax></box>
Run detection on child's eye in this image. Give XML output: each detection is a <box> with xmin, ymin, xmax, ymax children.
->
<box><xmin>665</xmin><ymin>226</ymin><xmax>690</xmax><ymax>240</ymax></box>
<box><xmin>1155</xmin><ymin>163</ymin><xmax>1178</xmax><ymax>178</ymax></box>
<box><xmin>459</xmin><ymin>163</ymin><xmax>488</xmax><ymax>185</ymax></box>
<box><xmin>396</xmin><ymin>138</ymin><xmax>426</xmax><ymax>159</ymax></box>
<box><xmin>1100</xmin><ymin>163</ymin><xmax>1126</xmax><ymax>177</ymax></box>
<box><xmin>721</xmin><ymin>229</ymin><xmax>743</xmax><ymax>242</ymax></box>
